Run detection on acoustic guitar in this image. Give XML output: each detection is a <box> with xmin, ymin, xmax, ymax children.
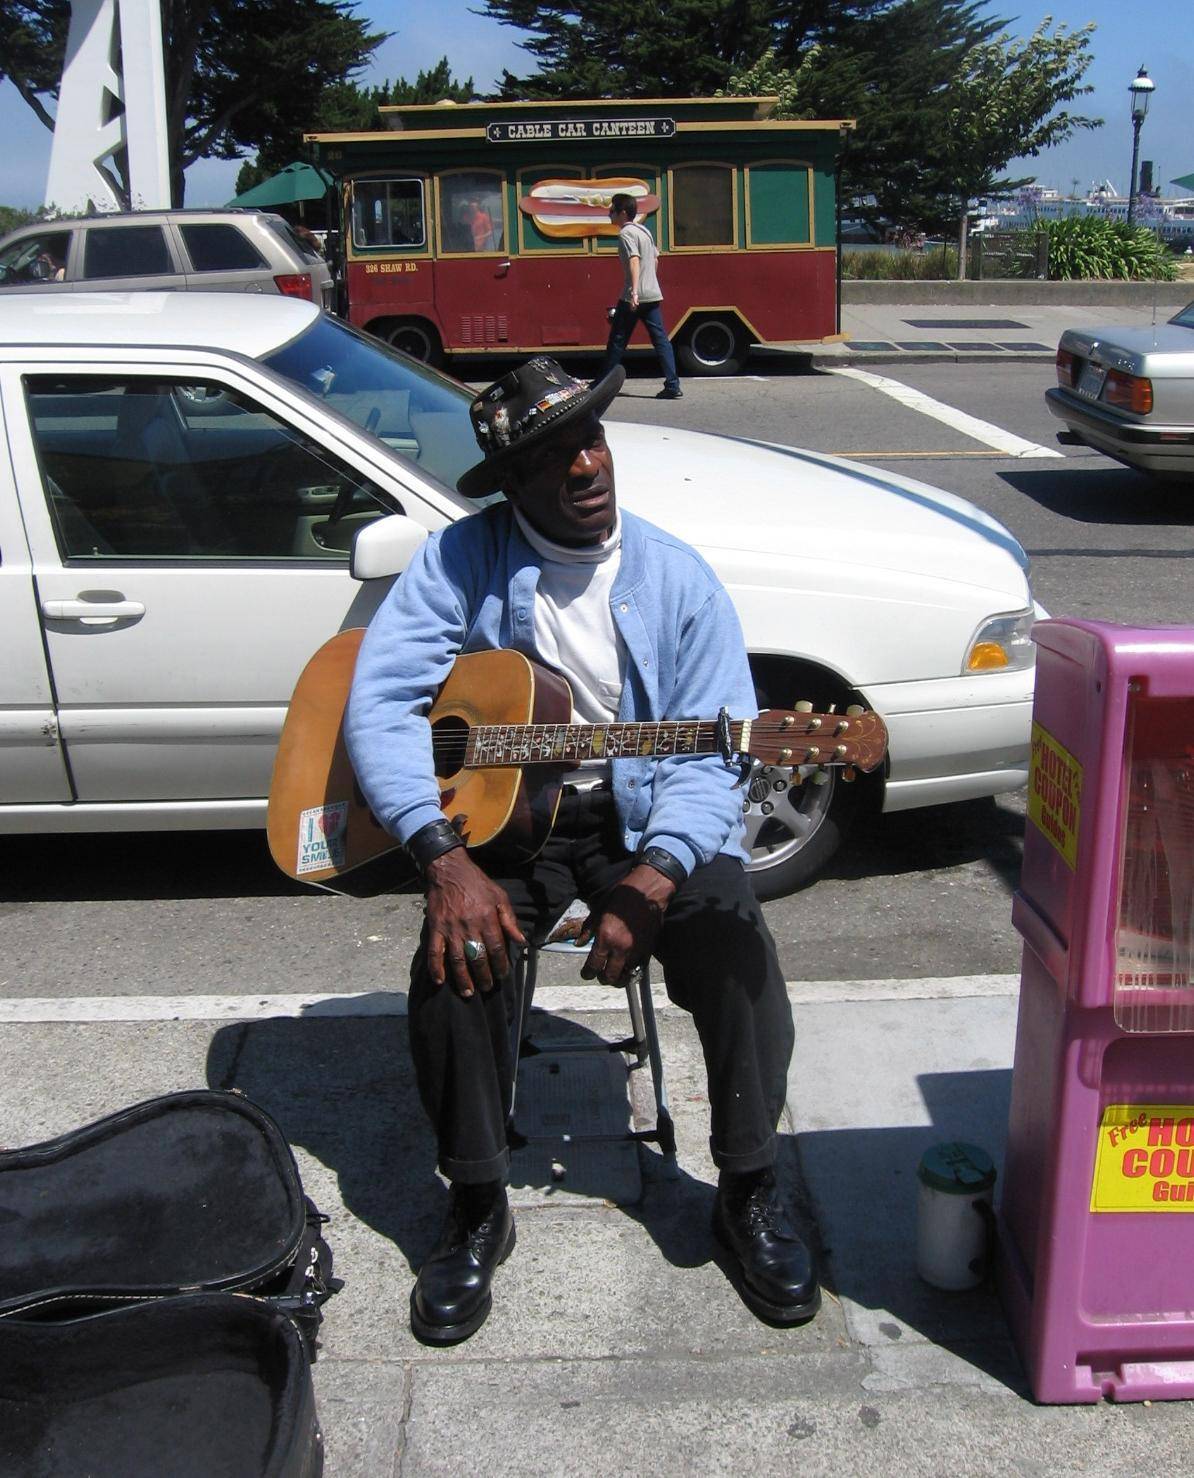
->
<box><xmin>267</xmin><ymin>629</ymin><xmax>888</xmax><ymax>896</ymax></box>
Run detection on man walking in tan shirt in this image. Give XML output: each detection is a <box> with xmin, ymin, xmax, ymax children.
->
<box><xmin>602</xmin><ymin>193</ymin><xmax>682</xmax><ymax>400</ymax></box>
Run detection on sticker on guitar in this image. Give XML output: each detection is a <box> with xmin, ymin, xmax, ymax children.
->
<box><xmin>296</xmin><ymin>801</ymin><xmax>350</xmax><ymax>875</ymax></box>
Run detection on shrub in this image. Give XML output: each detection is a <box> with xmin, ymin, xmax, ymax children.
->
<box><xmin>1043</xmin><ymin>216</ymin><xmax>1177</xmax><ymax>281</ymax></box>
<box><xmin>841</xmin><ymin>246</ymin><xmax>958</xmax><ymax>280</ymax></box>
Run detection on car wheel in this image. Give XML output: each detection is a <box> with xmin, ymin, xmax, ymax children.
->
<box><xmin>742</xmin><ymin>761</ymin><xmax>867</xmax><ymax>900</ymax></box>
<box><xmin>677</xmin><ymin>316</ymin><xmax>747</xmax><ymax>376</ymax></box>
<box><xmin>380</xmin><ymin>319</ymin><xmax>444</xmax><ymax>367</ymax></box>
<box><xmin>744</xmin><ymin>664</ymin><xmax>878</xmax><ymax>899</ymax></box>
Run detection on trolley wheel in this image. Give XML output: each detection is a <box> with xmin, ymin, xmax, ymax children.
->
<box><xmin>378</xmin><ymin>319</ymin><xmax>444</xmax><ymax>368</ymax></box>
<box><xmin>677</xmin><ymin>315</ymin><xmax>748</xmax><ymax>376</ymax></box>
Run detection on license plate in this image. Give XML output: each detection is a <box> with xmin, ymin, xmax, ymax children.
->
<box><xmin>1077</xmin><ymin>360</ymin><xmax>1106</xmax><ymax>399</ymax></box>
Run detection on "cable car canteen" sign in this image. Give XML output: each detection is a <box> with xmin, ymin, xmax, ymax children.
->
<box><xmin>486</xmin><ymin>118</ymin><xmax>676</xmax><ymax>143</ymax></box>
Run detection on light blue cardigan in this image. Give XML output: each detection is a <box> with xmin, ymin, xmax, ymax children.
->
<box><xmin>345</xmin><ymin>504</ymin><xmax>757</xmax><ymax>877</ymax></box>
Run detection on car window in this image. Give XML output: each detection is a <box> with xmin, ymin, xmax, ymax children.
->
<box><xmin>0</xmin><ymin>230</ymin><xmax>71</xmax><ymax>285</ymax></box>
<box><xmin>24</xmin><ymin>375</ymin><xmax>394</xmax><ymax>561</ymax></box>
<box><xmin>264</xmin><ymin>218</ymin><xmax>323</xmax><ymax>264</ymax></box>
<box><xmin>82</xmin><ymin>225</ymin><xmax>174</xmax><ymax>279</ymax></box>
<box><xmin>179</xmin><ymin>222</ymin><xmax>267</xmax><ymax>272</ymax></box>
<box><xmin>261</xmin><ymin>314</ymin><xmax>478</xmax><ymax>497</ymax></box>
<box><xmin>1169</xmin><ymin>303</ymin><xmax>1194</xmax><ymax>330</ymax></box>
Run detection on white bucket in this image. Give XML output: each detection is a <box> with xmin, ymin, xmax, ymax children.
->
<box><xmin>916</xmin><ymin>1141</ymin><xmax>997</xmax><ymax>1291</ymax></box>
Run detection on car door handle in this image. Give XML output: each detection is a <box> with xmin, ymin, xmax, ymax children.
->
<box><xmin>42</xmin><ymin>597</ymin><xmax>146</xmax><ymax>625</ymax></box>
<box><xmin>495</xmin><ymin>259</ymin><xmax>512</xmax><ymax>277</ymax></box>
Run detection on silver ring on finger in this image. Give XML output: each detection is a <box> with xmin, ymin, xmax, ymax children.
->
<box><xmin>463</xmin><ymin>938</ymin><xmax>487</xmax><ymax>962</ymax></box>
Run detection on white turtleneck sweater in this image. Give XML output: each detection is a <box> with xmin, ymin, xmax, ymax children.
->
<box><xmin>512</xmin><ymin>508</ymin><xmax>628</xmax><ymax>787</ymax></box>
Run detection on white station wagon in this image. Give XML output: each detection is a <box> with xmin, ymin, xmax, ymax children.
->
<box><xmin>0</xmin><ymin>293</ymin><xmax>1041</xmax><ymax>896</ymax></box>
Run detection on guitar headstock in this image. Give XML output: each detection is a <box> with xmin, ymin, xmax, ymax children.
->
<box><xmin>745</xmin><ymin>706</ymin><xmax>888</xmax><ymax>773</ymax></box>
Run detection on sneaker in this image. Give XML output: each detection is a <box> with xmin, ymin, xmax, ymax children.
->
<box><xmin>656</xmin><ymin>387</ymin><xmax>683</xmax><ymax>400</ymax></box>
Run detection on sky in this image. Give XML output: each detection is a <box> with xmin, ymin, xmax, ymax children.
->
<box><xmin>0</xmin><ymin>0</ymin><xmax>1190</xmax><ymax>210</ymax></box>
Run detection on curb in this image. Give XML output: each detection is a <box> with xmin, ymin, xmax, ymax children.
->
<box><xmin>808</xmin><ymin>349</ymin><xmax>1054</xmax><ymax>368</ymax></box>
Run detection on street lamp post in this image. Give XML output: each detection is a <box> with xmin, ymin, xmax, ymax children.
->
<box><xmin>1126</xmin><ymin>66</ymin><xmax>1155</xmax><ymax>229</ymax></box>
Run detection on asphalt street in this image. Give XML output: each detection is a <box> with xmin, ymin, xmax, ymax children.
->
<box><xmin>6</xmin><ymin>355</ymin><xmax>1188</xmax><ymax>999</ymax></box>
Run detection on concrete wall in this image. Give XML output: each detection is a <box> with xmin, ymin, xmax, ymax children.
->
<box><xmin>842</xmin><ymin>279</ymin><xmax>1192</xmax><ymax>307</ymax></box>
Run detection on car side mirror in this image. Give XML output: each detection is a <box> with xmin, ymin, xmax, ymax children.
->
<box><xmin>350</xmin><ymin>512</ymin><xmax>428</xmax><ymax>581</ymax></box>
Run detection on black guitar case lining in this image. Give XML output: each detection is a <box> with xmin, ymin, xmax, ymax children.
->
<box><xmin>0</xmin><ymin>1090</ymin><xmax>334</xmax><ymax>1353</ymax></box>
<box><xmin>0</xmin><ymin>1294</ymin><xmax>323</xmax><ymax>1478</ymax></box>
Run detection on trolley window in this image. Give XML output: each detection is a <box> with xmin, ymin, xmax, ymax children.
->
<box><xmin>671</xmin><ymin>163</ymin><xmax>736</xmax><ymax>249</ymax></box>
<box><xmin>437</xmin><ymin>170</ymin><xmax>505</xmax><ymax>254</ymax></box>
<box><xmin>352</xmin><ymin>179</ymin><xmax>425</xmax><ymax>249</ymax></box>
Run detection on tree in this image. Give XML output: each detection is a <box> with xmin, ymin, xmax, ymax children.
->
<box><xmin>235</xmin><ymin>57</ymin><xmax>478</xmax><ymax>197</ymax></box>
<box><xmin>0</xmin><ymin>0</ymin><xmax>387</xmax><ymax>205</ymax></box>
<box><xmin>479</xmin><ymin>0</ymin><xmax>888</xmax><ymax>100</ymax></box>
<box><xmin>940</xmin><ymin>20</ymin><xmax>1100</xmax><ymax>277</ymax></box>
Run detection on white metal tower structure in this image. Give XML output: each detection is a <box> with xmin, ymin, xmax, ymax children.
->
<box><xmin>44</xmin><ymin>0</ymin><xmax>171</xmax><ymax>213</ymax></box>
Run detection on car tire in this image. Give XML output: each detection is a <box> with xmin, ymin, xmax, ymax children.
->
<box><xmin>677</xmin><ymin>316</ymin><xmax>748</xmax><ymax>376</ymax></box>
<box><xmin>744</xmin><ymin>666</ymin><xmax>879</xmax><ymax>900</ymax></box>
<box><xmin>379</xmin><ymin>319</ymin><xmax>444</xmax><ymax>368</ymax></box>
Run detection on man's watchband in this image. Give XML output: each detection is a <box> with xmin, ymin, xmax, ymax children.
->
<box><xmin>638</xmin><ymin>846</ymin><xmax>687</xmax><ymax>887</ymax></box>
<box><xmin>407</xmin><ymin>819</ymin><xmax>465</xmax><ymax>879</ymax></box>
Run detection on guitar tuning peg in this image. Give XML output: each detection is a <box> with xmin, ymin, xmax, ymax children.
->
<box><xmin>811</xmin><ymin>767</ymin><xmax>831</xmax><ymax>786</ymax></box>
<box><xmin>795</xmin><ymin>700</ymin><xmax>813</xmax><ymax>713</ymax></box>
<box><xmin>842</xmin><ymin>765</ymin><xmax>858</xmax><ymax>784</ymax></box>
<box><xmin>846</xmin><ymin>704</ymin><xmax>864</xmax><ymax>717</ymax></box>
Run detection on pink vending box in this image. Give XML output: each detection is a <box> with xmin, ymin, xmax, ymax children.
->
<box><xmin>998</xmin><ymin>618</ymin><xmax>1194</xmax><ymax>1403</ymax></box>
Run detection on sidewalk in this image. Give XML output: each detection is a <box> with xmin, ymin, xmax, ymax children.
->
<box><xmin>4</xmin><ymin>977</ymin><xmax>1192</xmax><ymax>1473</ymax></box>
<box><xmin>782</xmin><ymin>293</ymin><xmax>1191</xmax><ymax>368</ymax></box>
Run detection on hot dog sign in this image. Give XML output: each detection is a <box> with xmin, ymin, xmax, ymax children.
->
<box><xmin>519</xmin><ymin>178</ymin><xmax>661</xmax><ymax>240</ymax></box>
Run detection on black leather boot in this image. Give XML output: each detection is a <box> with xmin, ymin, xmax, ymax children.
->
<box><xmin>712</xmin><ymin>1169</ymin><xmax>820</xmax><ymax>1324</ymax></box>
<box><xmin>410</xmin><ymin>1182</ymin><xmax>515</xmax><ymax>1344</ymax></box>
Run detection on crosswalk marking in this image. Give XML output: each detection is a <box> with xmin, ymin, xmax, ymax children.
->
<box><xmin>828</xmin><ymin>365</ymin><xmax>1063</xmax><ymax>459</ymax></box>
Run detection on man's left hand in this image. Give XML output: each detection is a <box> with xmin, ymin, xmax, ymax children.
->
<box><xmin>580</xmin><ymin>864</ymin><xmax>677</xmax><ymax>985</ymax></box>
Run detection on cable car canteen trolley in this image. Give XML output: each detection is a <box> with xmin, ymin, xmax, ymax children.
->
<box><xmin>305</xmin><ymin>96</ymin><xmax>853</xmax><ymax>372</ymax></box>
<box><xmin>998</xmin><ymin>618</ymin><xmax>1194</xmax><ymax>1403</ymax></box>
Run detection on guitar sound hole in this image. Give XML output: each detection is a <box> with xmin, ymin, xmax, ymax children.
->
<box><xmin>431</xmin><ymin>715</ymin><xmax>469</xmax><ymax>778</ymax></box>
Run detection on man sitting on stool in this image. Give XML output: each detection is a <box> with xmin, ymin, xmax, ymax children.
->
<box><xmin>345</xmin><ymin>356</ymin><xmax>817</xmax><ymax>1343</ymax></box>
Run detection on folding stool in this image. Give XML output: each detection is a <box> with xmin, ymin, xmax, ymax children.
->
<box><xmin>509</xmin><ymin>908</ymin><xmax>677</xmax><ymax>1159</ymax></box>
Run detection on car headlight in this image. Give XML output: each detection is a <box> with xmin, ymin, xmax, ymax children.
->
<box><xmin>963</xmin><ymin>608</ymin><xmax>1037</xmax><ymax>674</ymax></box>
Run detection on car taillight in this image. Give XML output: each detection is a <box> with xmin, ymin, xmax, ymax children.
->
<box><xmin>1056</xmin><ymin>347</ymin><xmax>1076</xmax><ymax>388</ymax></box>
<box><xmin>274</xmin><ymin>272</ymin><xmax>313</xmax><ymax>300</ymax></box>
<box><xmin>1103</xmin><ymin>369</ymin><xmax>1153</xmax><ymax>414</ymax></box>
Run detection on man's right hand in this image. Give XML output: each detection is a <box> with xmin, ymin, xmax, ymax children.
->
<box><xmin>424</xmin><ymin>848</ymin><xmax>525</xmax><ymax>998</ymax></box>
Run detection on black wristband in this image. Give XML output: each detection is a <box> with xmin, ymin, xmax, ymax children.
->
<box><xmin>407</xmin><ymin>819</ymin><xmax>464</xmax><ymax>879</ymax></box>
<box><xmin>638</xmin><ymin>846</ymin><xmax>687</xmax><ymax>887</ymax></box>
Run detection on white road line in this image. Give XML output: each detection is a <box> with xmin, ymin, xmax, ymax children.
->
<box><xmin>827</xmin><ymin>365</ymin><xmax>1063</xmax><ymax>459</ymax></box>
<box><xmin>0</xmin><ymin>976</ymin><xmax>1020</xmax><ymax>1024</ymax></box>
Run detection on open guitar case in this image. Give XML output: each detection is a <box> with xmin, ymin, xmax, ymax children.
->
<box><xmin>0</xmin><ymin>1090</ymin><xmax>339</xmax><ymax>1477</ymax></box>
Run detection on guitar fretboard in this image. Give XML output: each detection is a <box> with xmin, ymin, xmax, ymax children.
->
<box><xmin>463</xmin><ymin>720</ymin><xmax>748</xmax><ymax>768</ymax></box>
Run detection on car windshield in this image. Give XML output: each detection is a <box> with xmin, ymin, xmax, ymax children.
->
<box><xmin>262</xmin><ymin>315</ymin><xmax>482</xmax><ymax>500</ymax></box>
<box><xmin>1169</xmin><ymin>302</ymin><xmax>1194</xmax><ymax>330</ymax></box>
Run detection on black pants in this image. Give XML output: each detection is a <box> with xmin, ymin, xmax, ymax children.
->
<box><xmin>407</xmin><ymin>788</ymin><xmax>794</xmax><ymax>1184</ymax></box>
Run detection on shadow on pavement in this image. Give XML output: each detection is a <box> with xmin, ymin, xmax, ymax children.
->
<box><xmin>999</xmin><ymin>466</ymin><xmax>1194</xmax><ymax>528</ymax></box>
<box><xmin>797</xmin><ymin>1065</ymin><xmax>1028</xmax><ymax>1395</ymax></box>
<box><xmin>829</xmin><ymin>795</ymin><xmax>1025</xmax><ymax>896</ymax></box>
<box><xmin>203</xmin><ymin>1002</ymin><xmax>822</xmax><ymax>1332</ymax></box>
<box><xmin>0</xmin><ymin>801</ymin><xmax>1021</xmax><ymax>905</ymax></box>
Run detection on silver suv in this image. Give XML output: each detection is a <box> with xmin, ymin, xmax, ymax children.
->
<box><xmin>0</xmin><ymin>210</ymin><xmax>334</xmax><ymax>310</ymax></box>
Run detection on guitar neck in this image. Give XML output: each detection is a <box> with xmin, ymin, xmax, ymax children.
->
<box><xmin>464</xmin><ymin>719</ymin><xmax>747</xmax><ymax>768</ymax></box>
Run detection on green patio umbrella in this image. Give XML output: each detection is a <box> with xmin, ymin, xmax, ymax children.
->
<box><xmin>1170</xmin><ymin>172</ymin><xmax>1194</xmax><ymax>192</ymax></box>
<box><xmin>226</xmin><ymin>161</ymin><xmax>333</xmax><ymax>209</ymax></box>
